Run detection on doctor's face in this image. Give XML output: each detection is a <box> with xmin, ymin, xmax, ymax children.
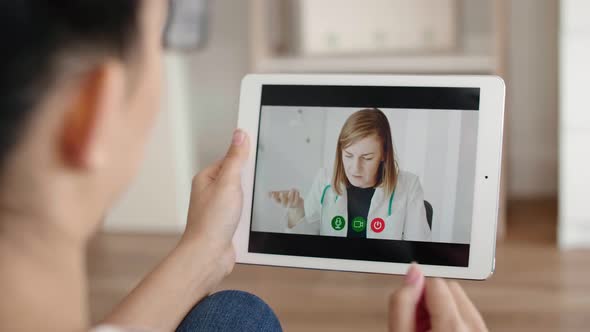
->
<box><xmin>342</xmin><ymin>135</ymin><xmax>384</xmax><ymax>188</ymax></box>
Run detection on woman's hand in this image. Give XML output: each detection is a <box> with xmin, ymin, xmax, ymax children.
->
<box><xmin>104</xmin><ymin>130</ymin><xmax>251</xmax><ymax>331</ymax></box>
<box><xmin>268</xmin><ymin>189</ymin><xmax>305</xmax><ymax>228</ymax></box>
<box><xmin>389</xmin><ymin>264</ymin><xmax>488</xmax><ymax>332</ymax></box>
<box><xmin>268</xmin><ymin>189</ymin><xmax>304</xmax><ymax>209</ymax></box>
<box><xmin>180</xmin><ymin>129</ymin><xmax>250</xmax><ymax>272</ymax></box>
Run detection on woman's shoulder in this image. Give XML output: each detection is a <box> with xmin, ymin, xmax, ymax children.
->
<box><xmin>396</xmin><ymin>170</ymin><xmax>421</xmax><ymax>190</ymax></box>
<box><xmin>397</xmin><ymin>170</ymin><xmax>419</xmax><ymax>183</ymax></box>
<box><xmin>308</xmin><ymin>168</ymin><xmax>337</xmax><ymax>203</ymax></box>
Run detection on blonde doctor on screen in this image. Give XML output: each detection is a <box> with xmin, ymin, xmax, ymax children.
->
<box><xmin>269</xmin><ymin>108</ymin><xmax>431</xmax><ymax>241</ymax></box>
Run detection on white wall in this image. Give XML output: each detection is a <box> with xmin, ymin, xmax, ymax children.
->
<box><xmin>559</xmin><ymin>0</ymin><xmax>590</xmax><ymax>248</ymax></box>
<box><xmin>104</xmin><ymin>0</ymin><xmax>250</xmax><ymax>233</ymax></box>
<box><xmin>462</xmin><ymin>0</ymin><xmax>558</xmax><ymax>199</ymax></box>
<box><xmin>104</xmin><ymin>56</ymin><xmax>194</xmax><ymax>233</ymax></box>
<box><xmin>252</xmin><ymin>107</ymin><xmax>325</xmax><ymax>235</ymax></box>
<box><xmin>186</xmin><ymin>0</ymin><xmax>251</xmax><ymax>170</ymax></box>
<box><xmin>508</xmin><ymin>0</ymin><xmax>559</xmax><ymax>198</ymax></box>
<box><xmin>252</xmin><ymin>107</ymin><xmax>478</xmax><ymax>244</ymax></box>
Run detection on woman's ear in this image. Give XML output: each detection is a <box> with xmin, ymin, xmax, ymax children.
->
<box><xmin>60</xmin><ymin>61</ymin><xmax>126</xmax><ymax>170</ymax></box>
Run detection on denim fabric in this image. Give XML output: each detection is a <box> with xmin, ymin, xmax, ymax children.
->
<box><xmin>176</xmin><ymin>290</ymin><xmax>282</xmax><ymax>332</ymax></box>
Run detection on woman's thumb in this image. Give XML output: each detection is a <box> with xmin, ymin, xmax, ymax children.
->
<box><xmin>218</xmin><ymin>129</ymin><xmax>250</xmax><ymax>183</ymax></box>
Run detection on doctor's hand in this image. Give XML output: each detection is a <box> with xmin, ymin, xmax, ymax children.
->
<box><xmin>268</xmin><ymin>189</ymin><xmax>304</xmax><ymax>209</ymax></box>
<box><xmin>389</xmin><ymin>264</ymin><xmax>488</xmax><ymax>332</ymax></box>
<box><xmin>268</xmin><ymin>190</ymin><xmax>305</xmax><ymax>228</ymax></box>
<box><xmin>180</xmin><ymin>129</ymin><xmax>250</xmax><ymax>275</ymax></box>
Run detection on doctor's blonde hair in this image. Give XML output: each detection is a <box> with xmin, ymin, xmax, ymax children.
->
<box><xmin>332</xmin><ymin>108</ymin><xmax>399</xmax><ymax>197</ymax></box>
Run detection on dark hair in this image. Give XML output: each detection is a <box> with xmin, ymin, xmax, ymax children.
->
<box><xmin>0</xmin><ymin>1</ymin><xmax>141</xmax><ymax>170</ymax></box>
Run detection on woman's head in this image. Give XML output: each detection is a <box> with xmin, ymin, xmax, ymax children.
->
<box><xmin>0</xmin><ymin>1</ymin><xmax>167</xmax><ymax>237</ymax></box>
<box><xmin>332</xmin><ymin>108</ymin><xmax>398</xmax><ymax>196</ymax></box>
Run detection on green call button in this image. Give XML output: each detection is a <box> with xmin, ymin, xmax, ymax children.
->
<box><xmin>331</xmin><ymin>216</ymin><xmax>346</xmax><ymax>231</ymax></box>
<box><xmin>351</xmin><ymin>216</ymin><xmax>367</xmax><ymax>232</ymax></box>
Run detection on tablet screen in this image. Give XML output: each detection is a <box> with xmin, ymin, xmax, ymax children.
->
<box><xmin>250</xmin><ymin>85</ymin><xmax>480</xmax><ymax>267</ymax></box>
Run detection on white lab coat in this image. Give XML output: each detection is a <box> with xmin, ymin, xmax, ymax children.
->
<box><xmin>301</xmin><ymin>168</ymin><xmax>431</xmax><ymax>241</ymax></box>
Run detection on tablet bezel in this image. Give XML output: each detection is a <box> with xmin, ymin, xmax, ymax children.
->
<box><xmin>234</xmin><ymin>74</ymin><xmax>505</xmax><ymax>280</ymax></box>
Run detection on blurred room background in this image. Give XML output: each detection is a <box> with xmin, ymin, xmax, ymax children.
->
<box><xmin>89</xmin><ymin>1</ymin><xmax>590</xmax><ymax>331</ymax></box>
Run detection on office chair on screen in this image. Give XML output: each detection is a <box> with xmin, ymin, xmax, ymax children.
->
<box><xmin>424</xmin><ymin>200</ymin><xmax>433</xmax><ymax>229</ymax></box>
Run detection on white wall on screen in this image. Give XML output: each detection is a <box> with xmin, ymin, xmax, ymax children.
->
<box><xmin>252</xmin><ymin>107</ymin><xmax>325</xmax><ymax>234</ymax></box>
<box><xmin>454</xmin><ymin>112</ymin><xmax>478</xmax><ymax>243</ymax></box>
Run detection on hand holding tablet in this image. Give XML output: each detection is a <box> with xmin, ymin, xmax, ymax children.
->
<box><xmin>233</xmin><ymin>74</ymin><xmax>505</xmax><ymax>280</ymax></box>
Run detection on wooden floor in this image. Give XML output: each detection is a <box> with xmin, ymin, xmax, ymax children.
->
<box><xmin>88</xmin><ymin>200</ymin><xmax>590</xmax><ymax>332</ymax></box>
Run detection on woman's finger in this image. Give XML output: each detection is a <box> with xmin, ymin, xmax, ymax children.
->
<box><xmin>293</xmin><ymin>191</ymin><xmax>301</xmax><ymax>207</ymax></box>
<box><xmin>424</xmin><ymin>278</ymin><xmax>463</xmax><ymax>331</ymax></box>
<box><xmin>388</xmin><ymin>264</ymin><xmax>425</xmax><ymax>331</ymax></box>
<box><xmin>287</xmin><ymin>190</ymin><xmax>294</xmax><ymax>208</ymax></box>
<box><xmin>269</xmin><ymin>190</ymin><xmax>303</xmax><ymax>208</ymax></box>
<box><xmin>269</xmin><ymin>192</ymin><xmax>280</xmax><ymax>204</ymax></box>
<box><xmin>279</xmin><ymin>191</ymin><xmax>289</xmax><ymax>207</ymax></box>
<box><xmin>294</xmin><ymin>189</ymin><xmax>300</xmax><ymax>207</ymax></box>
<box><xmin>448</xmin><ymin>282</ymin><xmax>487</xmax><ymax>331</ymax></box>
<box><xmin>192</xmin><ymin>160</ymin><xmax>223</xmax><ymax>192</ymax></box>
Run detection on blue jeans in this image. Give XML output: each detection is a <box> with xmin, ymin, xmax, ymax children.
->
<box><xmin>176</xmin><ymin>290</ymin><xmax>283</xmax><ymax>332</ymax></box>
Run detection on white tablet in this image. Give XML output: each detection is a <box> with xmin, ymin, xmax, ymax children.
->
<box><xmin>234</xmin><ymin>74</ymin><xmax>505</xmax><ymax>280</ymax></box>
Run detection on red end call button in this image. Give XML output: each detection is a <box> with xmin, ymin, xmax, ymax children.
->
<box><xmin>371</xmin><ymin>218</ymin><xmax>385</xmax><ymax>233</ymax></box>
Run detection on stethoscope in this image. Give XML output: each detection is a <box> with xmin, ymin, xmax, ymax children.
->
<box><xmin>281</xmin><ymin>184</ymin><xmax>396</xmax><ymax>227</ymax></box>
<box><xmin>319</xmin><ymin>184</ymin><xmax>396</xmax><ymax>218</ymax></box>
